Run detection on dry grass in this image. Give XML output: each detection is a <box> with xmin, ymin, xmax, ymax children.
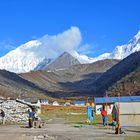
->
<box><xmin>41</xmin><ymin>105</ymin><xmax>86</xmax><ymax>113</ymax></box>
<box><xmin>41</xmin><ymin>105</ymin><xmax>86</xmax><ymax>121</ymax></box>
<box><xmin>41</xmin><ymin>105</ymin><xmax>112</xmax><ymax>125</ymax></box>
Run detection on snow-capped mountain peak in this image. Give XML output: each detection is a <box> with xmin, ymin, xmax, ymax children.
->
<box><xmin>0</xmin><ymin>27</ymin><xmax>81</xmax><ymax>73</ymax></box>
<box><xmin>134</xmin><ymin>30</ymin><xmax>140</xmax><ymax>41</ymax></box>
<box><xmin>94</xmin><ymin>30</ymin><xmax>140</xmax><ymax>60</ymax></box>
<box><xmin>0</xmin><ymin>28</ymin><xmax>140</xmax><ymax>73</ymax></box>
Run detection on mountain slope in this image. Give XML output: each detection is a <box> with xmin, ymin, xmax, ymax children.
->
<box><xmin>20</xmin><ymin>59</ymin><xmax>119</xmax><ymax>98</ymax></box>
<box><xmin>91</xmin><ymin>51</ymin><xmax>140</xmax><ymax>96</ymax></box>
<box><xmin>0</xmin><ymin>58</ymin><xmax>119</xmax><ymax>99</ymax></box>
<box><xmin>39</xmin><ymin>52</ymin><xmax>80</xmax><ymax>71</ymax></box>
<box><xmin>54</xmin><ymin>59</ymin><xmax>119</xmax><ymax>82</ymax></box>
<box><xmin>34</xmin><ymin>58</ymin><xmax>53</xmax><ymax>71</ymax></box>
<box><xmin>106</xmin><ymin>68</ymin><xmax>140</xmax><ymax>97</ymax></box>
<box><xmin>0</xmin><ymin>70</ymin><xmax>50</xmax><ymax>99</ymax></box>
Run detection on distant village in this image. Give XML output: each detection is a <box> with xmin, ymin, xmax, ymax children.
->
<box><xmin>0</xmin><ymin>95</ymin><xmax>140</xmax><ymax>127</ymax></box>
<box><xmin>0</xmin><ymin>97</ymin><xmax>86</xmax><ymax>123</ymax></box>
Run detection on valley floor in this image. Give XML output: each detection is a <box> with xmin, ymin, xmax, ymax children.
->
<box><xmin>0</xmin><ymin>118</ymin><xmax>140</xmax><ymax>140</ymax></box>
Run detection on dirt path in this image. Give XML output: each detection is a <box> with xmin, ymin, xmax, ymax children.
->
<box><xmin>48</xmin><ymin>118</ymin><xmax>65</xmax><ymax>124</ymax></box>
<box><xmin>0</xmin><ymin>118</ymin><xmax>140</xmax><ymax>140</ymax></box>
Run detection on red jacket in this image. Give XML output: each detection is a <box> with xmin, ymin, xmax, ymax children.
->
<box><xmin>101</xmin><ymin>110</ymin><xmax>107</xmax><ymax>116</ymax></box>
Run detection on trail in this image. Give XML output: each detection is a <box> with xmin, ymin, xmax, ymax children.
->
<box><xmin>0</xmin><ymin>118</ymin><xmax>140</xmax><ymax>140</ymax></box>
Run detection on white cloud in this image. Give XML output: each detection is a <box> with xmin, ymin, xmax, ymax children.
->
<box><xmin>19</xmin><ymin>26</ymin><xmax>82</xmax><ymax>59</ymax></box>
<box><xmin>0</xmin><ymin>26</ymin><xmax>90</xmax><ymax>73</ymax></box>
<box><xmin>77</xmin><ymin>44</ymin><xmax>91</xmax><ymax>53</ymax></box>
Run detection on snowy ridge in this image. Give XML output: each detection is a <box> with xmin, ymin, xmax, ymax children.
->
<box><xmin>72</xmin><ymin>30</ymin><xmax>140</xmax><ymax>63</ymax></box>
<box><xmin>0</xmin><ymin>27</ymin><xmax>140</xmax><ymax>73</ymax></box>
<box><xmin>92</xmin><ymin>30</ymin><xmax>140</xmax><ymax>60</ymax></box>
<box><xmin>0</xmin><ymin>40</ymin><xmax>47</xmax><ymax>73</ymax></box>
<box><xmin>0</xmin><ymin>27</ymin><xmax>81</xmax><ymax>73</ymax></box>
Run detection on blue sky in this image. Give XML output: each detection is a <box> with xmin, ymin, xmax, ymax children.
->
<box><xmin>0</xmin><ymin>0</ymin><xmax>140</xmax><ymax>57</ymax></box>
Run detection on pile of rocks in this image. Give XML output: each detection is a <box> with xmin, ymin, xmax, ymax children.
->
<box><xmin>0</xmin><ymin>99</ymin><xmax>30</xmax><ymax>123</ymax></box>
<box><xmin>33</xmin><ymin>134</ymin><xmax>57</xmax><ymax>140</ymax></box>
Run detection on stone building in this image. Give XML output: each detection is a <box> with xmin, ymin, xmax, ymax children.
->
<box><xmin>0</xmin><ymin>99</ymin><xmax>30</xmax><ymax>124</ymax></box>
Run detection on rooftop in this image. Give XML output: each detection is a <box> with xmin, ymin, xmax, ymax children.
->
<box><xmin>94</xmin><ymin>96</ymin><xmax>140</xmax><ymax>104</ymax></box>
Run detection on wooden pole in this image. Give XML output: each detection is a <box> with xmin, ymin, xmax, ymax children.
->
<box><xmin>118</xmin><ymin>92</ymin><xmax>120</xmax><ymax>135</ymax></box>
<box><xmin>106</xmin><ymin>93</ymin><xmax>108</xmax><ymax>128</ymax></box>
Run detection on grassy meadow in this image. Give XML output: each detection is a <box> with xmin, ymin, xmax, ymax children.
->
<box><xmin>41</xmin><ymin>105</ymin><xmax>112</xmax><ymax>125</ymax></box>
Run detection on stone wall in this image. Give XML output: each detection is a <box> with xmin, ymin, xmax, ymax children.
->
<box><xmin>0</xmin><ymin>100</ymin><xmax>30</xmax><ymax>123</ymax></box>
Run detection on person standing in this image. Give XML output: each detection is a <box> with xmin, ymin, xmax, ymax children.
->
<box><xmin>101</xmin><ymin>106</ymin><xmax>107</xmax><ymax>126</ymax></box>
<box><xmin>86</xmin><ymin>103</ymin><xmax>94</xmax><ymax>123</ymax></box>
<box><xmin>28</xmin><ymin>109</ymin><xmax>35</xmax><ymax>128</ymax></box>
<box><xmin>91</xmin><ymin>102</ymin><xmax>94</xmax><ymax>120</ymax></box>
<box><xmin>0</xmin><ymin>109</ymin><xmax>5</xmax><ymax>125</ymax></box>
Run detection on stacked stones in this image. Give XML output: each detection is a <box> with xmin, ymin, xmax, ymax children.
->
<box><xmin>0</xmin><ymin>99</ymin><xmax>30</xmax><ymax>123</ymax></box>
